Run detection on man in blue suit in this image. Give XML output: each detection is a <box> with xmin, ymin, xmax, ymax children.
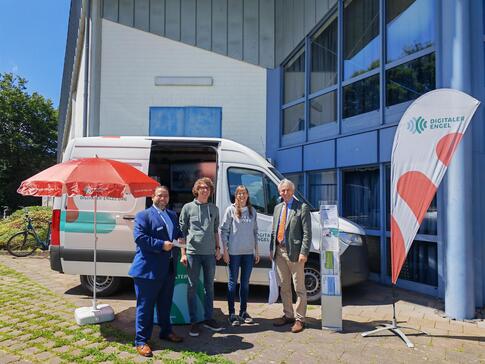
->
<box><xmin>129</xmin><ymin>186</ymin><xmax>184</xmax><ymax>357</ymax></box>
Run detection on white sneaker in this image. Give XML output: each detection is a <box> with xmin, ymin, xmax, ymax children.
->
<box><xmin>240</xmin><ymin>312</ymin><xmax>254</xmax><ymax>324</ymax></box>
<box><xmin>203</xmin><ymin>319</ymin><xmax>224</xmax><ymax>332</ymax></box>
<box><xmin>189</xmin><ymin>323</ymin><xmax>200</xmax><ymax>337</ymax></box>
<box><xmin>228</xmin><ymin>314</ymin><xmax>241</xmax><ymax>326</ymax></box>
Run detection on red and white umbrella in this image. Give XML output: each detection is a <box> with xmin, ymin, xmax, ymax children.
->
<box><xmin>18</xmin><ymin>157</ymin><xmax>158</xmax><ymax>198</ymax></box>
<box><xmin>18</xmin><ymin>157</ymin><xmax>159</xmax><ymax>310</ymax></box>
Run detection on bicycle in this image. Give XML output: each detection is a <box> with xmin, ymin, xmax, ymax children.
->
<box><xmin>6</xmin><ymin>208</ymin><xmax>51</xmax><ymax>257</ymax></box>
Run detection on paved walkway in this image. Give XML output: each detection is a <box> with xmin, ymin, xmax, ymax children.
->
<box><xmin>0</xmin><ymin>253</ymin><xmax>484</xmax><ymax>363</ymax></box>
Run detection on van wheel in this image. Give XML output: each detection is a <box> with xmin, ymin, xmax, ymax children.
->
<box><xmin>304</xmin><ymin>262</ymin><xmax>321</xmax><ymax>304</ymax></box>
<box><xmin>80</xmin><ymin>275</ymin><xmax>122</xmax><ymax>297</ymax></box>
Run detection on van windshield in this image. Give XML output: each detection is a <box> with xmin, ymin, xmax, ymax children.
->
<box><xmin>269</xmin><ymin>167</ymin><xmax>318</xmax><ymax>211</ymax></box>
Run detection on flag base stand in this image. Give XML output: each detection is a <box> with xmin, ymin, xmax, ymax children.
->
<box><xmin>75</xmin><ymin>303</ymin><xmax>114</xmax><ymax>325</ymax></box>
<box><xmin>361</xmin><ymin>285</ymin><xmax>427</xmax><ymax>348</ymax></box>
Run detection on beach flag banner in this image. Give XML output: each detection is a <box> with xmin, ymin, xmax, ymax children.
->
<box><xmin>320</xmin><ymin>203</ymin><xmax>342</xmax><ymax>331</ymax></box>
<box><xmin>391</xmin><ymin>89</ymin><xmax>480</xmax><ymax>284</ymax></box>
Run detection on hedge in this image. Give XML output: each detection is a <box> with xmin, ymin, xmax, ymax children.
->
<box><xmin>0</xmin><ymin>206</ymin><xmax>52</xmax><ymax>250</ymax></box>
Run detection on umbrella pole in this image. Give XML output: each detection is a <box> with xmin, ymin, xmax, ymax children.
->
<box><xmin>92</xmin><ymin>196</ymin><xmax>98</xmax><ymax>310</ymax></box>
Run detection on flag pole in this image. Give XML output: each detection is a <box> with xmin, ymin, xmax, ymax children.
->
<box><xmin>92</xmin><ymin>195</ymin><xmax>98</xmax><ymax>310</ymax></box>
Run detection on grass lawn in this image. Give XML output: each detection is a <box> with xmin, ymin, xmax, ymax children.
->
<box><xmin>0</xmin><ymin>263</ymin><xmax>232</xmax><ymax>363</ymax></box>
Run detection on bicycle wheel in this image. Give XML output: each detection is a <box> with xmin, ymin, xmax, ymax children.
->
<box><xmin>6</xmin><ymin>231</ymin><xmax>38</xmax><ymax>257</ymax></box>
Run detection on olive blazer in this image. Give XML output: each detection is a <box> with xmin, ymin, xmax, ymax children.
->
<box><xmin>269</xmin><ymin>199</ymin><xmax>312</xmax><ymax>262</ymax></box>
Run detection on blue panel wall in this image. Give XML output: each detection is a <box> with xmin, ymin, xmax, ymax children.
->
<box><xmin>149</xmin><ymin>107</ymin><xmax>184</xmax><ymax>136</ymax></box>
<box><xmin>303</xmin><ymin>140</ymin><xmax>335</xmax><ymax>171</ymax></box>
<box><xmin>336</xmin><ymin>131</ymin><xmax>378</xmax><ymax>167</ymax></box>
<box><xmin>277</xmin><ymin>147</ymin><xmax>302</xmax><ymax>173</ymax></box>
<box><xmin>149</xmin><ymin>107</ymin><xmax>221</xmax><ymax>137</ymax></box>
<box><xmin>379</xmin><ymin>127</ymin><xmax>397</xmax><ymax>162</ymax></box>
<box><xmin>184</xmin><ymin>107</ymin><xmax>222</xmax><ymax>137</ymax></box>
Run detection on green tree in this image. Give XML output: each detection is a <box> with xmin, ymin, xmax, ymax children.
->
<box><xmin>0</xmin><ymin>73</ymin><xmax>58</xmax><ymax>210</ymax></box>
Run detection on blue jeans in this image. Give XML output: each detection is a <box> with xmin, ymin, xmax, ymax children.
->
<box><xmin>186</xmin><ymin>254</ymin><xmax>216</xmax><ymax>323</ymax></box>
<box><xmin>227</xmin><ymin>254</ymin><xmax>254</xmax><ymax>315</ymax></box>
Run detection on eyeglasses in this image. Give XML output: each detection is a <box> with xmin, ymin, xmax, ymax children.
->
<box><xmin>198</xmin><ymin>186</ymin><xmax>209</xmax><ymax>190</ymax></box>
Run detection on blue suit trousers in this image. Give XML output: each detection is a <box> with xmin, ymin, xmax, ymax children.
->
<box><xmin>134</xmin><ymin>271</ymin><xmax>175</xmax><ymax>346</ymax></box>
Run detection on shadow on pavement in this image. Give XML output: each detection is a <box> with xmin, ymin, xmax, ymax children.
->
<box><xmin>342</xmin><ymin>281</ymin><xmax>444</xmax><ymax>311</ymax></box>
<box><xmin>99</xmin><ymin>306</ymin><xmax>255</xmax><ymax>355</ymax></box>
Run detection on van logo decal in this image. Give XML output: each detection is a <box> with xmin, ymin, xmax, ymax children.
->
<box><xmin>60</xmin><ymin>211</ymin><xmax>116</xmax><ymax>234</ymax></box>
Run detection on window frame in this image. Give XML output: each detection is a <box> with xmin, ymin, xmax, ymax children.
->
<box><xmin>226</xmin><ymin>166</ymin><xmax>281</xmax><ymax>217</ymax></box>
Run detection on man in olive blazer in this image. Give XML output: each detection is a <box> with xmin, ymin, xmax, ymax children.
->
<box><xmin>269</xmin><ymin>179</ymin><xmax>312</xmax><ymax>333</ymax></box>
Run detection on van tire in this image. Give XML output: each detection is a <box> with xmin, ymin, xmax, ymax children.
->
<box><xmin>304</xmin><ymin>261</ymin><xmax>321</xmax><ymax>304</ymax></box>
<box><xmin>80</xmin><ymin>275</ymin><xmax>122</xmax><ymax>297</ymax></box>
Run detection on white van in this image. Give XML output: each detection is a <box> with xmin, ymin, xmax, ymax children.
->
<box><xmin>50</xmin><ymin>136</ymin><xmax>368</xmax><ymax>303</ymax></box>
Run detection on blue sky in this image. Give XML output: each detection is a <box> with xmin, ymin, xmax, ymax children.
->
<box><xmin>0</xmin><ymin>0</ymin><xmax>71</xmax><ymax>107</ymax></box>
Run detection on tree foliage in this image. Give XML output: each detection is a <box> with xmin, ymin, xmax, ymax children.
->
<box><xmin>0</xmin><ymin>73</ymin><xmax>58</xmax><ymax>209</ymax></box>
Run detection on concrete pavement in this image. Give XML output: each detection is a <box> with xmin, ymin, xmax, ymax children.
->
<box><xmin>0</xmin><ymin>253</ymin><xmax>484</xmax><ymax>363</ymax></box>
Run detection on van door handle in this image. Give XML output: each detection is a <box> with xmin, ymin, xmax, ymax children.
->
<box><xmin>122</xmin><ymin>215</ymin><xmax>135</xmax><ymax>220</ymax></box>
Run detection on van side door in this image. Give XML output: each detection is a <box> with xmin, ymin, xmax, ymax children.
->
<box><xmin>221</xmin><ymin>164</ymin><xmax>281</xmax><ymax>279</ymax></box>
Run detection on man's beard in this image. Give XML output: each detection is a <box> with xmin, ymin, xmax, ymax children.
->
<box><xmin>154</xmin><ymin>201</ymin><xmax>167</xmax><ymax>209</ymax></box>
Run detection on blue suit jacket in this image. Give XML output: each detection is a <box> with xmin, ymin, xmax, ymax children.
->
<box><xmin>128</xmin><ymin>206</ymin><xmax>182</xmax><ymax>280</ymax></box>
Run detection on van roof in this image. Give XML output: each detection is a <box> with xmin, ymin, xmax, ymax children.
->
<box><xmin>68</xmin><ymin>136</ymin><xmax>273</xmax><ymax>169</ymax></box>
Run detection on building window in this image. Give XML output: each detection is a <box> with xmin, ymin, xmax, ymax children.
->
<box><xmin>311</xmin><ymin>15</ymin><xmax>337</xmax><ymax>93</ymax></box>
<box><xmin>284</xmin><ymin>48</ymin><xmax>305</xmax><ymax>104</ymax></box>
<box><xmin>366</xmin><ymin>235</ymin><xmax>381</xmax><ymax>273</ymax></box>
<box><xmin>343</xmin><ymin>74</ymin><xmax>380</xmax><ymax>118</ymax></box>
<box><xmin>310</xmin><ymin>91</ymin><xmax>337</xmax><ymax>127</ymax></box>
<box><xmin>308</xmin><ymin>170</ymin><xmax>337</xmax><ymax>208</ymax></box>
<box><xmin>385</xmin><ymin>165</ymin><xmax>437</xmax><ymax>235</ymax></box>
<box><xmin>386</xmin><ymin>0</ymin><xmax>435</xmax><ymax>63</ymax></box>
<box><xmin>343</xmin><ymin>0</ymin><xmax>380</xmax><ymax>80</ymax></box>
<box><xmin>282</xmin><ymin>103</ymin><xmax>305</xmax><ymax>135</ymax></box>
<box><xmin>284</xmin><ymin>173</ymin><xmax>304</xmax><ymax>195</ymax></box>
<box><xmin>387</xmin><ymin>239</ymin><xmax>438</xmax><ymax>286</ymax></box>
<box><xmin>343</xmin><ymin>167</ymin><xmax>380</xmax><ymax>230</ymax></box>
<box><xmin>386</xmin><ymin>53</ymin><xmax>436</xmax><ymax>107</ymax></box>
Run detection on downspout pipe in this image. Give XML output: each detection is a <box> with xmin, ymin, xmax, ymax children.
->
<box><xmin>61</xmin><ymin>0</ymin><xmax>88</xmax><ymax>153</ymax></box>
<box><xmin>82</xmin><ymin>0</ymin><xmax>91</xmax><ymax>137</ymax></box>
<box><xmin>442</xmin><ymin>0</ymin><xmax>475</xmax><ymax>320</ymax></box>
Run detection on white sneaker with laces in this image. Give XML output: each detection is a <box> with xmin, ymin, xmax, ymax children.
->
<box><xmin>240</xmin><ymin>312</ymin><xmax>253</xmax><ymax>324</ymax></box>
<box><xmin>228</xmin><ymin>314</ymin><xmax>241</xmax><ymax>326</ymax></box>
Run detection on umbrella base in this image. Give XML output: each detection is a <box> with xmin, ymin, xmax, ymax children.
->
<box><xmin>75</xmin><ymin>304</ymin><xmax>114</xmax><ymax>325</ymax></box>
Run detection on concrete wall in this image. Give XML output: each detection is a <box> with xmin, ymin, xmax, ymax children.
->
<box><xmin>102</xmin><ymin>0</ymin><xmax>275</xmax><ymax>68</ymax></box>
<box><xmin>97</xmin><ymin>19</ymin><xmax>267</xmax><ymax>155</ymax></box>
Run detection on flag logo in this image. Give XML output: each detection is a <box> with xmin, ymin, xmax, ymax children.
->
<box><xmin>407</xmin><ymin>116</ymin><xmax>428</xmax><ymax>134</ymax></box>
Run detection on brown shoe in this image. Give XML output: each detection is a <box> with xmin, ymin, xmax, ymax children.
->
<box><xmin>273</xmin><ymin>316</ymin><xmax>295</xmax><ymax>327</ymax></box>
<box><xmin>160</xmin><ymin>332</ymin><xmax>183</xmax><ymax>343</ymax></box>
<box><xmin>136</xmin><ymin>344</ymin><xmax>153</xmax><ymax>357</ymax></box>
<box><xmin>291</xmin><ymin>320</ymin><xmax>304</xmax><ymax>333</ymax></box>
